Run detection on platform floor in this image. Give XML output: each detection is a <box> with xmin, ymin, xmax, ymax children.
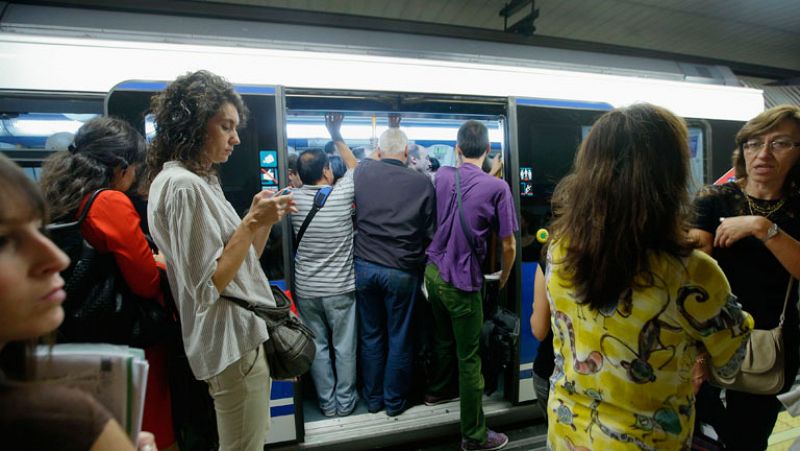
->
<box><xmin>769</xmin><ymin>411</ymin><xmax>800</xmax><ymax>450</ymax></box>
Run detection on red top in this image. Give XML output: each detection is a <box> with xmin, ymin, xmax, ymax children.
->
<box><xmin>78</xmin><ymin>190</ymin><xmax>160</xmax><ymax>299</ymax></box>
<box><xmin>77</xmin><ymin>190</ymin><xmax>174</xmax><ymax>448</ymax></box>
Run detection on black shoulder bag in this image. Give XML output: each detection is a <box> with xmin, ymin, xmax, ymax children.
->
<box><xmin>226</xmin><ymin>286</ymin><xmax>316</xmax><ymax>380</ymax></box>
<box><xmin>455</xmin><ymin>168</ymin><xmax>520</xmax><ymax>395</ymax></box>
<box><xmin>48</xmin><ymin>189</ymin><xmax>172</xmax><ymax>348</ymax></box>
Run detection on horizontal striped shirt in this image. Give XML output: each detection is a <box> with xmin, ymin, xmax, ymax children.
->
<box><xmin>148</xmin><ymin>162</ymin><xmax>275</xmax><ymax>380</ymax></box>
<box><xmin>291</xmin><ymin>169</ymin><xmax>355</xmax><ymax>298</ymax></box>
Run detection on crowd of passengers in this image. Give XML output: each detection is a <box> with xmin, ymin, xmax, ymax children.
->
<box><xmin>0</xmin><ymin>68</ymin><xmax>797</xmax><ymax>451</ymax></box>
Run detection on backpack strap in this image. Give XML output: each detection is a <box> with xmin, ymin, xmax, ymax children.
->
<box><xmin>455</xmin><ymin>168</ymin><xmax>480</xmax><ymax>262</ymax></box>
<box><xmin>46</xmin><ymin>188</ymin><xmax>108</xmax><ymax>232</ymax></box>
<box><xmin>294</xmin><ymin>186</ymin><xmax>333</xmax><ymax>249</ymax></box>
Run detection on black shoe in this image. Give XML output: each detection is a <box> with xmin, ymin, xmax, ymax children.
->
<box><xmin>367</xmin><ymin>405</ymin><xmax>383</xmax><ymax>414</ymax></box>
<box><xmin>386</xmin><ymin>405</ymin><xmax>408</xmax><ymax>417</ymax></box>
<box><xmin>424</xmin><ymin>393</ymin><xmax>459</xmax><ymax>406</ymax></box>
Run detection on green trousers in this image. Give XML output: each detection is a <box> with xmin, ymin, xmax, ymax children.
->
<box><xmin>425</xmin><ymin>263</ymin><xmax>487</xmax><ymax>443</ymax></box>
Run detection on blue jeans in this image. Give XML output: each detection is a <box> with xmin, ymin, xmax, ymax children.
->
<box><xmin>296</xmin><ymin>292</ymin><xmax>358</xmax><ymax>416</ymax></box>
<box><xmin>355</xmin><ymin>258</ymin><xmax>419</xmax><ymax>414</ymax></box>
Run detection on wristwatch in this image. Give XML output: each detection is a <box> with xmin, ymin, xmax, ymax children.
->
<box><xmin>762</xmin><ymin>222</ymin><xmax>779</xmax><ymax>243</ymax></box>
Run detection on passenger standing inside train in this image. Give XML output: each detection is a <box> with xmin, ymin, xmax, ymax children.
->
<box><xmin>546</xmin><ymin>104</ymin><xmax>752</xmax><ymax>450</ymax></box>
<box><xmin>690</xmin><ymin>104</ymin><xmax>800</xmax><ymax>451</ymax></box>
<box><xmin>287</xmin><ymin>152</ymin><xmax>303</xmax><ymax>188</ymax></box>
<box><xmin>146</xmin><ymin>70</ymin><xmax>296</xmax><ymax>451</ymax></box>
<box><xmin>353</xmin><ymin>115</ymin><xmax>436</xmax><ymax>416</ymax></box>
<box><xmin>39</xmin><ymin>117</ymin><xmax>176</xmax><ymax>451</ymax></box>
<box><xmin>408</xmin><ymin>143</ymin><xmax>432</xmax><ymax>177</ymax></box>
<box><xmin>291</xmin><ymin>113</ymin><xmax>359</xmax><ymax>417</ymax></box>
<box><xmin>424</xmin><ymin>120</ymin><xmax>517</xmax><ymax>451</ymax></box>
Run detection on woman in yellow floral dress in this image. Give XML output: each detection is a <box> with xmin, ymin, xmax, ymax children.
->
<box><xmin>545</xmin><ymin>103</ymin><xmax>753</xmax><ymax>450</ymax></box>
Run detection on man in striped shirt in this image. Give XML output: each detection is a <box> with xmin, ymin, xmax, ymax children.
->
<box><xmin>291</xmin><ymin>113</ymin><xmax>359</xmax><ymax>417</ymax></box>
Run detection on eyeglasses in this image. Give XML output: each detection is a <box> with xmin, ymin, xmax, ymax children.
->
<box><xmin>741</xmin><ymin>139</ymin><xmax>800</xmax><ymax>154</ymax></box>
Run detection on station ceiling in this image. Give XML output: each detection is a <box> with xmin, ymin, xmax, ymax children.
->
<box><xmin>193</xmin><ymin>0</ymin><xmax>800</xmax><ymax>82</ymax></box>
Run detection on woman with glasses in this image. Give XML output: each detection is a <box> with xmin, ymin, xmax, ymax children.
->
<box><xmin>690</xmin><ymin>104</ymin><xmax>800</xmax><ymax>450</ymax></box>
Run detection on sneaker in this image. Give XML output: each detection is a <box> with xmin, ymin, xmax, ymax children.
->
<box><xmin>424</xmin><ymin>393</ymin><xmax>459</xmax><ymax>406</ymax></box>
<box><xmin>321</xmin><ymin>408</ymin><xmax>336</xmax><ymax>418</ymax></box>
<box><xmin>460</xmin><ymin>430</ymin><xmax>509</xmax><ymax>451</ymax></box>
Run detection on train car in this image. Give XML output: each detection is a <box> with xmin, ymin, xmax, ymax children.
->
<box><xmin>0</xmin><ymin>3</ymin><xmax>765</xmax><ymax>449</ymax></box>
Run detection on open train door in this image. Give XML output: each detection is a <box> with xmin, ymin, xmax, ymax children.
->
<box><xmin>107</xmin><ymin>82</ymin><xmax>302</xmax><ymax>446</ymax></box>
<box><xmin>507</xmin><ymin>97</ymin><xmax>611</xmax><ymax>405</ymax></box>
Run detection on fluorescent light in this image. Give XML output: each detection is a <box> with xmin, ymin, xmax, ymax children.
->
<box><xmin>8</xmin><ymin>118</ymin><xmax>84</xmax><ymax>136</ymax></box>
<box><xmin>286</xmin><ymin>124</ymin><xmax>504</xmax><ymax>143</ymax></box>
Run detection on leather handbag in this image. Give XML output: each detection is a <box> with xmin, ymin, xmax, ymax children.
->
<box><xmin>227</xmin><ymin>286</ymin><xmax>316</xmax><ymax>380</ymax></box>
<box><xmin>710</xmin><ymin>277</ymin><xmax>795</xmax><ymax>395</ymax></box>
<box><xmin>48</xmin><ymin>189</ymin><xmax>172</xmax><ymax>348</ymax></box>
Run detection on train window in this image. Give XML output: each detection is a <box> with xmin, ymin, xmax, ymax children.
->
<box><xmin>144</xmin><ymin>114</ymin><xmax>156</xmax><ymax>143</ymax></box>
<box><xmin>286</xmin><ymin>114</ymin><xmax>504</xmax><ymax>167</ymax></box>
<box><xmin>688</xmin><ymin>127</ymin><xmax>705</xmax><ymax>194</ymax></box>
<box><xmin>0</xmin><ymin>113</ymin><xmax>98</xmax><ymax>151</ymax></box>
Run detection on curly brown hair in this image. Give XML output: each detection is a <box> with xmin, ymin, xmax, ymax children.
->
<box><xmin>147</xmin><ymin>70</ymin><xmax>248</xmax><ymax>180</ymax></box>
<box><xmin>550</xmin><ymin>103</ymin><xmax>693</xmax><ymax>311</ymax></box>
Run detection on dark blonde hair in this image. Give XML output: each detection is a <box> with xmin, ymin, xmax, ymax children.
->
<box><xmin>732</xmin><ymin>104</ymin><xmax>800</xmax><ymax>194</ymax></box>
<box><xmin>550</xmin><ymin>103</ymin><xmax>692</xmax><ymax>311</ymax></box>
<box><xmin>147</xmin><ymin>70</ymin><xmax>248</xmax><ymax>180</ymax></box>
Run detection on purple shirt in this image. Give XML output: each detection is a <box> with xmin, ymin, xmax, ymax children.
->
<box><xmin>426</xmin><ymin>163</ymin><xmax>518</xmax><ymax>292</ymax></box>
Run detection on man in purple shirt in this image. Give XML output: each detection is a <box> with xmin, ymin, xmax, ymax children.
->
<box><xmin>424</xmin><ymin>120</ymin><xmax>517</xmax><ymax>451</ymax></box>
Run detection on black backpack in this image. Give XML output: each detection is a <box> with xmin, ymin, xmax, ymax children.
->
<box><xmin>480</xmin><ymin>304</ymin><xmax>520</xmax><ymax>395</ymax></box>
<box><xmin>48</xmin><ymin>189</ymin><xmax>172</xmax><ymax>347</ymax></box>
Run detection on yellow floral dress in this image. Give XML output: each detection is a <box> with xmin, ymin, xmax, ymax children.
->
<box><xmin>546</xmin><ymin>241</ymin><xmax>753</xmax><ymax>450</ymax></box>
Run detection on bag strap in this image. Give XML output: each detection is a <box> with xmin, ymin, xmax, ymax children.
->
<box><xmin>224</xmin><ymin>286</ymin><xmax>291</xmax><ymax>314</ymax></box>
<box><xmin>294</xmin><ymin>186</ymin><xmax>333</xmax><ymax>249</ymax></box>
<box><xmin>46</xmin><ymin>188</ymin><xmax>108</xmax><ymax>232</ymax></box>
<box><xmin>779</xmin><ymin>276</ymin><xmax>796</xmax><ymax>328</ymax></box>
<box><xmin>455</xmin><ymin>168</ymin><xmax>480</xmax><ymax>263</ymax></box>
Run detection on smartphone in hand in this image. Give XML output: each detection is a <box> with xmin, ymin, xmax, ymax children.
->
<box><xmin>270</xmin><ymin>187</ymin><xmax>292</xmax><ymax>198</ymax></box>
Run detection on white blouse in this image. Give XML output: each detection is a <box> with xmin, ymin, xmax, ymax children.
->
<box><xmin>148</xmin><ymin>161</ymin><xmax>275</xmax><ymax>380</ymax></box>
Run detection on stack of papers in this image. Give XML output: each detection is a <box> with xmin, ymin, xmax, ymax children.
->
<box><xmin>34</xmin><ymin>344</ymin><xmax>149</xmax><ymax>441</ymax></box>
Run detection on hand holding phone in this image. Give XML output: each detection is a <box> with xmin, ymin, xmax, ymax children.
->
<box><xmin>270</xmin><ymin>187</ymin><xmax>292</xmax><ymax>198</ymax></box>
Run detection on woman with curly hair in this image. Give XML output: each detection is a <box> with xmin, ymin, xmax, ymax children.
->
<box><xmin>39</xmin><ymin>117</ymin><xmax>175</xmax><ymax>450</ymax></box>
<box><xmin>147</xmin><ymin>70</ymin><xmax>295</xmax><ymax>451</ymax></box>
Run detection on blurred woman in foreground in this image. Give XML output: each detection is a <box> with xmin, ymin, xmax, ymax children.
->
<box><xmin>0</xmin><ymin>153</ymin><xmax>148</xmax><ymax>450</ymax></box>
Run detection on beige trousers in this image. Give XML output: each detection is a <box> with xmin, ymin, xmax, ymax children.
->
<box><xmin>206</xmin><ymin>346</ymin><xmax>270</xmax><ymax>451</ymax></box>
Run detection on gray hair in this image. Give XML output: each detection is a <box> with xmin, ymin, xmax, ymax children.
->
<box><xmin>378</xmin><ymin>128</ymin><xmax>408</xmax><ymax>155</ymax></box>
